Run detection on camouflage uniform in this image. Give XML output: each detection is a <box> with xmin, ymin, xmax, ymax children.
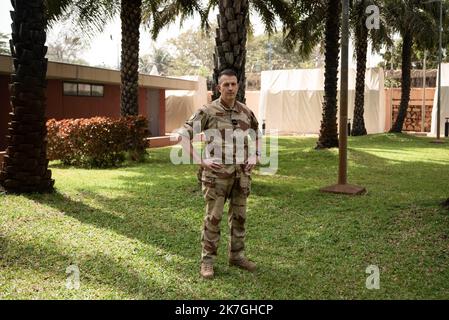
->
<box><xmin>179</xmin><ymin>98</ymin><xmax>259</xmax><ymax>263</ymax></box>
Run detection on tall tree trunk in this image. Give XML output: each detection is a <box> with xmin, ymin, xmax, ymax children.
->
<box><xmin>351</xmin><ymin>4</ymin><xmax>368</xmax><ymax>136</ymax></box>
<box><xmin>390</xmin><ymin>31</ymin><xmax>412</xmax><ymax>133</ymax></box>
<box><xmin>0</xmin><ymin>0</ymin><xmax>54</xmax><ymax>193</ymax></box>
<box><xmin>316</xmin><ymin>0</ymin><xmax>341</xmax><ymax>149</ymax></box>
<box><xmin>120</xmin><ymin>0</ymin><xmax>141</xmax><ymax>116</ymax></box>
<box><xmin>212</xmin><ymin>0</ymin><xmax>248</xmax><ymax>104</ymax></box>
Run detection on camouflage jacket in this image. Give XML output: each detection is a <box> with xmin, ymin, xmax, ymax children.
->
<box><xmin>178</xmin><ymin>98</ymin><xmax>260</xmax><ymax>176</ymax></box>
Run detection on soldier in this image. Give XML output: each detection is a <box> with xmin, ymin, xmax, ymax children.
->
<box><xmin>176</xmin><ymin>69</ymin><xmax>261</xmax><ymax>279</ymax></box>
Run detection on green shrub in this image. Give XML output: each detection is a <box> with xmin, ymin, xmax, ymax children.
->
<box><xmin>47</xmin><ymin>116</ymin><xmax>149</xmax><ymax>167</ymax></box>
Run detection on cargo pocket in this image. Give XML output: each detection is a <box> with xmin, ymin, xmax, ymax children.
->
<box><xmin>201</xmin><ymin>175</ymin><xmax>217</xmax><ymax>200</ymax></box>
<box><xmin>239</xmin><ymin>174</ymin><xmax>251</xmax><ymax>196</ymax></box>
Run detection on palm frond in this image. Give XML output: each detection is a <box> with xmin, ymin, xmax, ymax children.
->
<box><xmin>46</xmin><ymin>0</ymin><xmax>119</xmax><ymax>37</ymax></box>
<box><xmin>249</xmin><ymin>0</ymin><xmax>276</xmax><ymax>35</ymax></box>
<box><xmin>149</xmin><ymin>0</ymin><xmax>205</xmax><ymax>40</ymax></box>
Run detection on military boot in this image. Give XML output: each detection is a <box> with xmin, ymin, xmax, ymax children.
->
<box><xmin>200</xmin><ymin>261</ymin><xmax>214</xmax><ymax>279</ymax></box>
<box><xmin>229</xmin><ymin>257</ymin><xmax>256</xmax><ymax>272</ymax></box>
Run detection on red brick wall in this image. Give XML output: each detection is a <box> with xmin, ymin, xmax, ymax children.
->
<box><xmin>0</xmin><ymin>75</ymin><xmax>165</xmax><ymax>150</ymax></box>
<box><xmin>46</xmin><ymin>79</ymin><xmax>121</xmax><ymax>120</ymax></box>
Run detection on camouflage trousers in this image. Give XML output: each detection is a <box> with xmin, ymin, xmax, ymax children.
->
<box><xmin>200</xmin><ymin>168</ymin><xmax>251</xmax><ymax>263</ymax></box>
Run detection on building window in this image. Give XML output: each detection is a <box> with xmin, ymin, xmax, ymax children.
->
<box><xmin>63</xmin><ymin>82</ymin><xmax>77</xmax><ymax>96</ymax></box>
<box><xmin>63</xmin><ymin>82</ymin><xmax>105</xmax><ymax>97</ymax></box>
<box><xmin>78</xmin><ymin>83</ymin><xmax>91</xmax><ymax>96</ymax></box>
<box><xmin>91</xmin><ymin>84</ymin><xmax>104</xmax><ymax>97</ymax></box>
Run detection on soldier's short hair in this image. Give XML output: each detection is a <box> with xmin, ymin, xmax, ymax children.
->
<box><xmin>218</xmin><ymin>69</ymin><xmax>238</xmax><ymax>83</ymax></box>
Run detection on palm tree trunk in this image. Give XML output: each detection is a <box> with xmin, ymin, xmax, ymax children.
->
<box><xmin>390</xmin><ymin>31</ymin><xmax>412</xmax><ymax>133</ymax></box>
<box><xmin>120</xmin><ymin>0</ymin><xmax>141</xmax><ymax>116</ymax></box>
<box><xmin>352</xmin><ymin>8</ymin><xmax>368</xmax><ymax>136</ymax></box>
<box><xmin>316</xmin><ymin>0</ymin><xmax>341</xmax><ymax>149</ymax></box>
<box><xmin>0</xmin><ymin>0</ymin><xmax>54</xmax><ymax>193</ymax></box>
<box><xmin>212</xmin><ymin>0</ymin><xmax>248</xmax><ymax>104</ymax></box>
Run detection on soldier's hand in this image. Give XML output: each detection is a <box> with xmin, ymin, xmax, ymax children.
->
<box><xmin>201</xmin><ymin>158</ymin><xmax>224</xmax><ymax>171</ymax></box>
<box><xmin>245</xmin><ymin>155</ymin><xmax>259</xmax><ymax>172</ymax></box>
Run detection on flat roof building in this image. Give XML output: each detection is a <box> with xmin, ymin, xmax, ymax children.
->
<box><xmin>0</xmin><ymin>54</ymin><xmax>198</xmax><ymax>150</ymax></box>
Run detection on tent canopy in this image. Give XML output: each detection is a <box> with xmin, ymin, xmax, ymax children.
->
<box><xmin>430</xmin><ymin>63</ymin><xmax>449</xmax><ymax>137</ymax></box>
<box><xmin>165</xmin><ymin>76</ymin><xmax>207</xmax><ymax>133</ymax></box>
<box><xmin>258</xmin><ymin>68</ymin><xmax>386</xmax><ymax>134</ymax></box>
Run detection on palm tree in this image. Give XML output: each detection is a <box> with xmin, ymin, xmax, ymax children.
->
<box><xmin>210</xmin><ymin>0</ymin><xmax>294</xmax><ymax>104</ymax></box>
<box><xmin>149</xmin><ymin>46</ymin><xmax>173</xmax><ymax>75</ymax></box>
<box><xmin>47</xmin><ymin>0</ymin><xmax>140</xmax><ymax>115</ymax></box>
<box><xmin>350</xmin><ymin>0</ymin><xmax>392</xmax><ymax>136</ymax></box>
<box><xmin>120</xmin><ymin>0</ymin><xmax>141</xmax><ymax>115</ymax></box>
<box><xmin>151</xmin><ymin>0</ymin><xmax>294</xmax><ymax>104</ymax></box>
<box><xmin>317</xmin><ymin>0</ymin><xmax>341</xmax><ymax>149</ymax></box>
<box><xmin>0</xmin><ymin>0</ymin><xmax>54</xmax><ymax>193</ymax></box>
<box><xmin>210</xmin><ymin>0</ymin><xmax>249</xmax><ymax>103</ymax></box>
<box><xmin>350</xmin><ymin>0</ymin><xmax>370</xmax><ymax>136</ymax></box>
<box><xmin>47</xmin><ymin>0</ymin><xmax>202</xmax><ymax>116</ymax></box>
<box><xmin>285</xmin><ymin>0</ymin><xmax>341</xmax><ymax>149</ymax></box>
<box><xmin>385</xmin><ymin>0</ymin><xmax>443</xmax><ymax>133</ymax></box>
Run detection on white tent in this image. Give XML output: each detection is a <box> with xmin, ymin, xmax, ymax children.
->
<box><xmin>430</xmin><ymin>63</ymin><xmax>449</xmax><ymax>137</ymax></box>
<box><xmin>165</xmin><ymin>76</ymin><xmax>208</xmax><ymax>133</ymax></box>
<box><xmin>258</xmin><ymin>67</ymin><xmax>386</xmax><ymax>134</ymax></box>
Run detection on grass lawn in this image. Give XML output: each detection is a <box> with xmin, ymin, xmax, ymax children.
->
<box><xmin>1</xmin><ymin>133</ymin><xmax>449</xmax><ymax>299</ymax></box>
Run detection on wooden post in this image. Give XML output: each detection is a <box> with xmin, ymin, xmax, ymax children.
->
<box><xmin>320</xmin><ymin>0</ymin><xmax>366</xmax><ymax>195</ymax></box>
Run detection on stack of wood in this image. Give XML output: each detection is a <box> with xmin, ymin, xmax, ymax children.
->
<box><xmin>392</xmin><ymin>105</ymin><xmax>433</xmax><ymax>132</ymax></box>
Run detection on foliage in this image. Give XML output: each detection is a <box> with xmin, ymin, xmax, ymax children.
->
<box><xmin>139</xmin><ymin>46</ymin><xmax>174</xmax><ymax>76</ymax></box>
<box><xmin>147</xmin><ymin>0</ymin><xmax>206</xmax><ymax>40</ymax></box>
<box><xmin>157</xmin><ymin>25</ymin><xmax>324</xmax><ymax>78</ymax></box>
<box><xmin>246</xmin><ymin>32</ymin><xmax>324</xmax><ymax>71</ymax></box>
<box><xmin>383</xmin><ymin>0</ymin><xmax>449</xmax><ymax>52</ymax></box>
<box><xmin>45</xmin><ymin>0</ymin><xmax>121</xmax><ymax>37</ymax></box>
<box><xmin>165</xmin><ymin>27</ymin><xmax>215</xmax><ymax>76</ymax></box>
<box><xmin>384</xmin><ymin>77</ymin><xmax>401</xmax><ymax>88</ymax></box>
<box><xmin>383</xmin><ymin>0</ymin><xmax>447</xmax><ymax>132</ymax></box>
<box><xmin>283</xmin><ymin>1</ymin><xmax>327</xmax><ymax>58</ymax></box>
<box><xmin>1</xmin><ymin>134</ymin><xmax>449</xmax><ymax>298</ymax></box>
<box><xmin>46</xmin><ymin>116</ymin><xmax>149</xmax><ymax>168</ymax></box>
<box><xmin>46</xmin><ymin>1</ymin><xmax>203</xmax><ymax>117</ymax></box>
<box><xmin>379</xmin><ymin>38</ymin><xmax>449</xmax><ymax>70</ymax></box>
<box><xmin>46</xmin><ymin>29</ymin><xmax>90</xmax><ymax>64</ymax></box>
<box><xmin>0</xmin><ymin>32</ymin><xmax>10</xmax><ymax>55</ymax></box>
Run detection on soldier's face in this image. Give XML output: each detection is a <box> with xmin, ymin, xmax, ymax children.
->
<box><xmin>218</xmin><ymin>75</ymin><xmax>238</xmax><ymax>101</ymax></box>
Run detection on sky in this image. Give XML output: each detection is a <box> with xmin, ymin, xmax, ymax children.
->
<box><xmin>0</xmin><ymin>1</ymin><xmax>218</xmax><ymax>69</ymax></box>
<box><xmin>0</xmin><ymin>2</ymin><xmax>381</xmax><ymax>70</ymax></box>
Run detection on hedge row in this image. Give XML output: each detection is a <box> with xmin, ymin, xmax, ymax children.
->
<box><xmin>46</xmin><ymin>116</ymin><xmax>149</xmax><ymax>167</ymax></box>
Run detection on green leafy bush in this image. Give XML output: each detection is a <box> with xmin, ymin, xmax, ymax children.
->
<box><xmin>47</xmin><ymin>116</ymin><xmax>149</xmax><ymax>167</ymax></box>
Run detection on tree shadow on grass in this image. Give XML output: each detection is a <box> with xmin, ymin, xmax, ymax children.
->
<box><xmin>27</xmin><ymin>190</ymin><xmax>202</xmax><ymax>263</ymax></box>
<box><xmin>23</xmin><ymin>135</ymin><xmax>448</xmax><ymax>298</ymax></box>
<box><xmin>0</xmin><ymin>235</ymin><xmax>205</xmax><ymax>299</ymax></box>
